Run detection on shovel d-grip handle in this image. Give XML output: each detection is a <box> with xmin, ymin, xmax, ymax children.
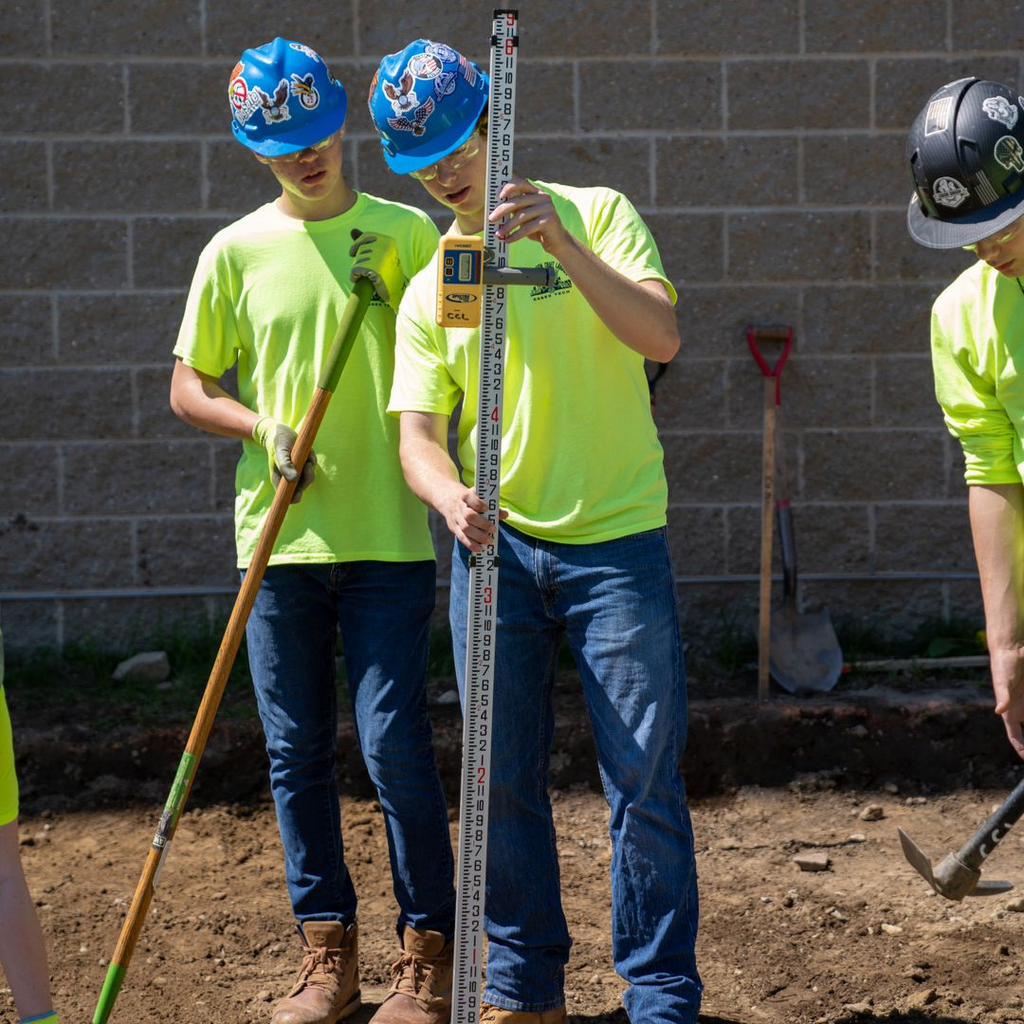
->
<box><xmin>747</xmin><ymin>324</ymin><xmax>793</xmax><ymax>405</ymax></box>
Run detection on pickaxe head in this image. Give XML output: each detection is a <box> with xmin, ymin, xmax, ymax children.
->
<box><xmin>898</xmin><ymin>827</ymin><xmax>1013</xmax><ymax>901</ymax></box>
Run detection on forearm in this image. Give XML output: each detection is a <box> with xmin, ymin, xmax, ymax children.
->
<box><xmin>544</xmin><ymin>235</ymin><xmax>680</xmax><ymax>362</ymax></box>
<box><xmin>970</xmin><ymin>483</ymin><xmax>1024</xmax><ymax>648</ymax></box>
<box><xmin>169</xmin><ymin>359</ymin><xmax>261</xmax><ymax>440</ymax></box>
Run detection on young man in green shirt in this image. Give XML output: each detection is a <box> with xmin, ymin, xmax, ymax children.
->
<box><xmin>170</xmin><ymin>38</ymin><xmax>455</xmax><ymax>1024</ymax></box>
<box><xmin>906</xmin><ymin>77</ymin><xmax>1024</xmax><ymax>760</ymax></box>
<box><xmin>369</xmin><ymin>38</ymin><xmax>701</xmax><ymax>1024</ymax></box>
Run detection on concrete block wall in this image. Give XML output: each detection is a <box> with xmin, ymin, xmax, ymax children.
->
<box><xmin>2</xmin><ymin>0</ymin><xmax>1023</xmax><ymax>654</ymax></box>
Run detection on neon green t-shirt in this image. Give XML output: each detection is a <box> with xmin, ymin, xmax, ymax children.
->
<box><xmin>389</xmin><ymin>181</ymin><xmax>676</xmax><ymax>544</ymax></box>
<box><xmin>175</xmin><ymin>193</ymin><xmax>440</xmax><ymax>567</ymax></box>
<box><xmin>0</xmin><ymin>627</ymin><xmax>15</xmax><ymax>828</ymax></box>
<box><xmin>931</xmin><ymin>261</ymin><xmax>1024</xmax><ymax>486</ymax></box>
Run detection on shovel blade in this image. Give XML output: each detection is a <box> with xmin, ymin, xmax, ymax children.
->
<box><xmin>769</xmin><ymin>603</ymin><xmax>843</xmax><ymax>695</ymax></box>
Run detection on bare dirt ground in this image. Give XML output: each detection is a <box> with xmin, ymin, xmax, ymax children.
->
<box><xmin>7</xmin><ymin>672</ymin><xmax>1024</xmax><ymax>1022</ymax></box>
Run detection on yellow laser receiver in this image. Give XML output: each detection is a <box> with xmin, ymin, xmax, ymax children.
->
<box><xmin>436</xmin><ymin>234</ymin><xmax>483</xmax><ymax>328</ymax></box>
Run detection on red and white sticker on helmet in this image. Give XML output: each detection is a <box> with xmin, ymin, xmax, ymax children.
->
<box><xmin>983</xmin><ymin>96</ymin><xmax>1018</xmax><ymax>130</ymax></box>
<box><xmin>409</xmin><ymin>53</ymin><xmax>442</xmax><ymax>80</ymax></box>
<box><xmin>384</xmin><ymin>70</ymin><xmax>420</xmax><ymax>115</ymax></box>
<box><xmin>932</xmin><ymin>176</ymin><xmax>969</xmax><ymax>208</ymax></box>
<box><xmin>925</xmin><ymin>96</ymin><xmax>952</xmax><ymax>136</ymax></box>
<box><xmin>387</xmin><ymin>97</ymin><xmax>435</xmax><ymax>136</ymax></box>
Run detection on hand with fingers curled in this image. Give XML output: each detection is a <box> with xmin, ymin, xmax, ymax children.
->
<box><xmin>489</xmin><ymin>175</ymin><xmax>573</xmax><ymax>256</ymax></box>
<box><xmin>252</xmin><ymin>415</ymin><xmax>316</xmax><ymax>504</ymax></box>
<box><xmin>349</xmin><ymin>228</ymin><xmax>405</xmax><ymax>313</ymax></box>
<box><xmin>439</xmin><ymin>483</ymin><xmax>508</xmax><ymax>554</ymax></box>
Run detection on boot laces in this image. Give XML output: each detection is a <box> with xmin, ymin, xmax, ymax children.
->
<box><xmin>298</xmin><ymin>941</ymin><xmax>345</xmax><ymax>989</ymax></box>
<box><xmin>389</xmin><ymin>948</ymin><xmax>436</xmax><ymax>1001</ymax></box>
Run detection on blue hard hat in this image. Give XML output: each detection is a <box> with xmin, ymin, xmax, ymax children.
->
<box><xmin>229</xmin><ymin>38</ymin><xmax>347</xmax><ymax>157</ymax></box>
<box><xmin>368</xmin><ymin>39</ymin><xmax>489</xmax><ymax>174</ymax></box>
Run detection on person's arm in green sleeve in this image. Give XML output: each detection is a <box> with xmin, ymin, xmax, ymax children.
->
<box><xmin>969</xmin><ymin>482</ymin><xmax>1024</xmax><ymax>759</ymax></box>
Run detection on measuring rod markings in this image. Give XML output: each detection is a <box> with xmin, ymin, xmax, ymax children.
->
<box><xmin>452</xmin><ymin>9</ymin><xmax>518</xmax><ymax>1023</ymax></box>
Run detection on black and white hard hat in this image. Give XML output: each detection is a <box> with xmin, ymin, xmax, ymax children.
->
<box><xmin>906</xmin><ymin>77</ymin><xmax>1024</xmax><ymax>249</ymax></box>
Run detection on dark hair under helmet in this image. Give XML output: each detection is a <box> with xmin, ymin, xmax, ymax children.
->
<box><xmin>906</xmin><ymin>77</ymin><xmax>1024</xmax><ymax>249</ymax></box>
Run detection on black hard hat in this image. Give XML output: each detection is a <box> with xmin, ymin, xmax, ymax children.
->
<box><xmin>906</xmin><ymin>77</ymin><xmax>1024</xmax><ymax>249</ymax></box>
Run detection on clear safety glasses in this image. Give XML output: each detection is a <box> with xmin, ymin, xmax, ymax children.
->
<box><xmin>962</xmin><ymin>215</ymin><xmax>1024</xmax><ymax>252</ymax></box>
<box><xmin>265</xmin><ymin>132</ymin><xmax>337</xmax><ymax>164</ymax></box>
<box><xmin>409</xmin><ymin>133</ymin><xmax>483</xmax><ymax>181</ymax></box>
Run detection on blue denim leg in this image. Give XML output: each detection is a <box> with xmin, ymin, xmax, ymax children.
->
<box><xmin>246</xmin><ymin>561</ymin><xmax>455</xmax><ymax>937</ymax></box>
<box><xmin>449</xmin><ymin>526</ymin><xmax>701</xmax><ymax>1020</ymax></box>
<box><xmin>246</xmin><ymin>563</ymin><xmax>354</xmax><ymax>923</ymax></box>
<box><xmin>554</xmin><ymin>528</ymin><xmax>701</xmax><ymax>1024</ymax></box>
<box><xmin>451</xmin><ymin>528</ymin><xmax>572</xmax><ymax>1013</ymax></box>
<box><xmin>334</xmin><ymin>559</ymin><xmax>455</xmax><ymax>938</ymax></box>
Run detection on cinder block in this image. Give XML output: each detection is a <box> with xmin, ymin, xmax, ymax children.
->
<box><xmin>676</xmin><ymin>581</ymin><xmax>758</xmax><ymax>657</ymax></box>
<box><xmin>657</xmin><ymin>0</ymin><xmax>798</xmax><ymax>54</ymax></box>
<box><xmin>951</xmin><ymin>0</ymin><xmax>1024</xmax><ymax>49</ymax></box>
<box><xmin>51</xmin><ymin>0</ymin><xmax>200</xmax><ymax>55</ymax></box>
<box><xmin>129</xmin><ymin>62</ymin><xmax>227</xmax><ymax>135</ymax></box>
<box><xmin>204</xmin><ymin>139</ymin><xmax>283</xmax><ymax>214</ymax></box>
<box><xmin>728</xmin><ymin>355</ymin><xmax>872</xmax><ymax>429</ymax></box>
<box><xmin>726</xmin><ymin>503</ymin><xmax>871</xmax><ymax>576</ymax></box>
<box><xmin>350</xmin><ymin>139</ymin><xmax>433</xmax><ymax>212</ymax></box>
<box><xmin>673</xmin><ymin>287</ymin><xmax>799</xmax><ymax>385</ymax></box>
<box><xmin>651</xmin><ymin>357</ymin><xmax>727</xmax><ymax>432</ymax></box>
<box><xmin>135</xmin><ymin>367</ymin><xmax>195</xmax><ymax>440</ymax></box>
<box><xmin>728</xmin><ymin>59</ymin><xmax>870</xmax><ymax>130</ymax></box>
<box><xmin>0</xmin><ymin>219</ymin><xmax>128</xmax><ymax>289</ymax></box>
<box><xmin>0</xmin><ymin>517</ymin><xmax>133</xmax><ymax>590</ymax></box>
<box><xmin>644</xmin><ymin>213</ymin><xmax>724</xmax><ymax>284</ymax></box>
<box><xmin>805</xmin><ymin>2</ymin><xmax>946</xmax><ymax>52</ymax></box>
<box><xmin>53</xmin><ymin>142</ymin><xmax>202</xmax><ymax>214</ymax></box>
<box><xmin>803</xmin><ymin>284</ymin><xmax>938</xmax><ymax>354</ymax></box>
<box><xmin>940</xmin><ymin>432</ymin><xmax>970</xmax><ymax>500</ymax></box>
<box><xmin>658</xmin><ymin>137</ymin><xmax>798</xmax><ymax>207</ymax></box>
<box><xmin>60</xmin><ymin>595</ymin><xmax>231</xmax><ymax>655</ymax></box>
<box><xmin>206</xmin><ymin>5</ymin><xmax>355</xmax><ymax>60</ymax></box>
<box><xmin>666</xmin><ymin>505</ymin><xmax>727</xmax><ymax>576</ymax></box>
<box><xmin>802</xmin><ymin>134</ymin><xmax>907</xmax><ymax>206</ymax></box>
<box><xmin>803</xmin><ymin>428</ymin><xmax>946</xmax><ymax>501</ymax></box>
<box><xmin>0</xmin><ymin>296</ymin><xmax>54</xmax><ymax>366</ymax></box>
<box><xmin>875</xmin><ymin>57</ymin><xmax>1020</xmax><ymax>130</ymax></box>
<box><xmin>728</xmin><ymin>212</ymin><xmax>871</xmax><ymax>280</ymax></box>
<box><xmin>513</xmin><ymin>137</ymin><xmax>652</xmax><ymax>204</ymax></box>
<box><xmin>0</xmin><ymin>2</ymin><xmax>47</xmax><ymax>56</ymax></box>
<box><xmin>873</xmin><ymin>210</ymin><xmax>971</xmax><ymax>282</ymax></box>
<box><xmin>58</xmin><ymin>293</ymin><xmax>186</xmax><ymax>366</ymax></box>
<box><xmin>580</xmin><ymin>61</ymin><xmax>721</xmax><ymax>131</ymax></box>
<box><xmin>875</xmin><ymin>504</ymin><xmax>975</xmax><ymax>573</ymax></box>
<box><xmin>0</xmin><ymin>602</ymin><xmax>59</xmax><ymax>656</ymax></box>
<box><xmin>2</xmin><ymin>142</ymin><xmax>49</xmax><ymax>212</ymax></box>
<box><xmin>0</xmin><ymin>368</ymin><xmax>133</xmax><ymax>440</ymax></box>
<box><xmin>516</xmin><ymin>61</ymin><xmax>575</xmax><ymax>134</ymax></box>
<box><xmin>133</xmin><ymin>216</ymin><xmax>235</xmax><ymax>289</ymax></box>
<box><xmin>136</xmin><ymin>516</ymin><xmax>237</xmax><ymax>587</ymax></box>
<box><xmin>0</xmin><ymin>445</ymin><xmax>59</xmax><ymax>515</ymax></box>
<box><xmin>0</xmin><ymin>63</ymin><xmax>125</xmax><ymax>133</ymax></box>
<box><xmin>874</xmin><ymin>356</ymin><xmax>942</xmax><ymax>427</ymax></box>
<box><xmin>662</xmin><ymin>430</ymin><xmax>762</xmax><ymax>504</ymax></box>
<box><xmin>62</xmin><ymin>440</ymin><xmax>215</xmax><ymax>515</ymax></box>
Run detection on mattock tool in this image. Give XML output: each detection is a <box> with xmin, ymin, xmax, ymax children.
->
<box><xmin>436</xmin><ymin>10</ymin><xmax>550</xmax><ymax>1024</ymax></box>
<box><xmin>899</xmin><ymin>774</ymin><xmax>1024</xmax><ymax>900</ymax></box>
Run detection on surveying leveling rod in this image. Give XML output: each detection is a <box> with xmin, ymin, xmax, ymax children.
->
<box><xmin>450</xmin><ymin>10</ymin><xmax>519</xmax><ymax>1024</ymax></box>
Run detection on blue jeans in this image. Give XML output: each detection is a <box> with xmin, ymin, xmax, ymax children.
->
<box><xmin>245</xmin><ymin>560</ymin><xmax>455</xmax><ymax>937</ymax></box>
<box><xmin>450</xmin><ymin>525</ymin><xmax>701</xmax><ymax>1022</ymax></box>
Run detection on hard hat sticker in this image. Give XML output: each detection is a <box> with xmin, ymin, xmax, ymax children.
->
<box><xmin>995</xmin><ymin>136</ymin><xmax>1024</xmax><ymax>173</ymax></box>
<box><xmin>290</xmin><ymin>72</ymin><xmax>320</xmax><ymax>110</ymax></box>
<box><xmin>932</xmin><ymin>176</ymin><xmax>969</xmax><ymax>208</ymax></box>
<box><xmin>983</xmin><ymin>95</ymin><xmax>1018</xmax><ymax>129</ymax></box>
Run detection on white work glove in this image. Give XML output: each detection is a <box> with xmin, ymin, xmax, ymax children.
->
<box><xmin>252</xmin><ymin>415</ymin><xmax>316</xmax><ymax>504</ymax></box>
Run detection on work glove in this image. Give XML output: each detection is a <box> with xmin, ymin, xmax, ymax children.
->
<box><xmin>252</xmin><ymin>415</ymin><xmax>316</xmax><ymax>504</ymax></box>
<box><xmin>349</xmin><ymin>229</ymin><xmax>404</xmax><ymax>313</ymax></box>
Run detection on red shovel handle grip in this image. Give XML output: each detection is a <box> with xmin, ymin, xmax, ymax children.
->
<box><xmin>747</xmin><ymin>325</ymin><xmax>793</xmax><ymax>405</ymax></box>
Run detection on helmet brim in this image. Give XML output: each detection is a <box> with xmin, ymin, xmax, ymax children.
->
<box><xmin>907</xmin><ymin>188</ymin><xmax>1024</xmax><ymax>249</ymax></box>
<box><xmin>380</xmin><ymin>95</ymin><xmax>486</xmax><ymax>175</ymax></box>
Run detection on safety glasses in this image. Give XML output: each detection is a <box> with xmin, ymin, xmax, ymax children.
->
<box><xmin>264</xmin><ymin>132</ymin><xmax>337</xmax><ymax>164</ymax></box>
<box><xmin>409</xmin><ymin>133</ymin><xmax>483</xmax><ymax>181</ymax></box>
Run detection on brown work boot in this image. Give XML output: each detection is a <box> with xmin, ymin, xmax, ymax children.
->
<box><xmin>271</xmin><ymin>920</ymin><xmax>361</xmax><ymax>1024</ymax></box>
<box><xmin>479</xmin><ymin>1003</ymin><xmax>567</xmax><ymax>1024</ymax></box>
<box><xmin>370</xmin><ymin>925</ymin><xmax>453</xmax><ymax>1023</ymax></box>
